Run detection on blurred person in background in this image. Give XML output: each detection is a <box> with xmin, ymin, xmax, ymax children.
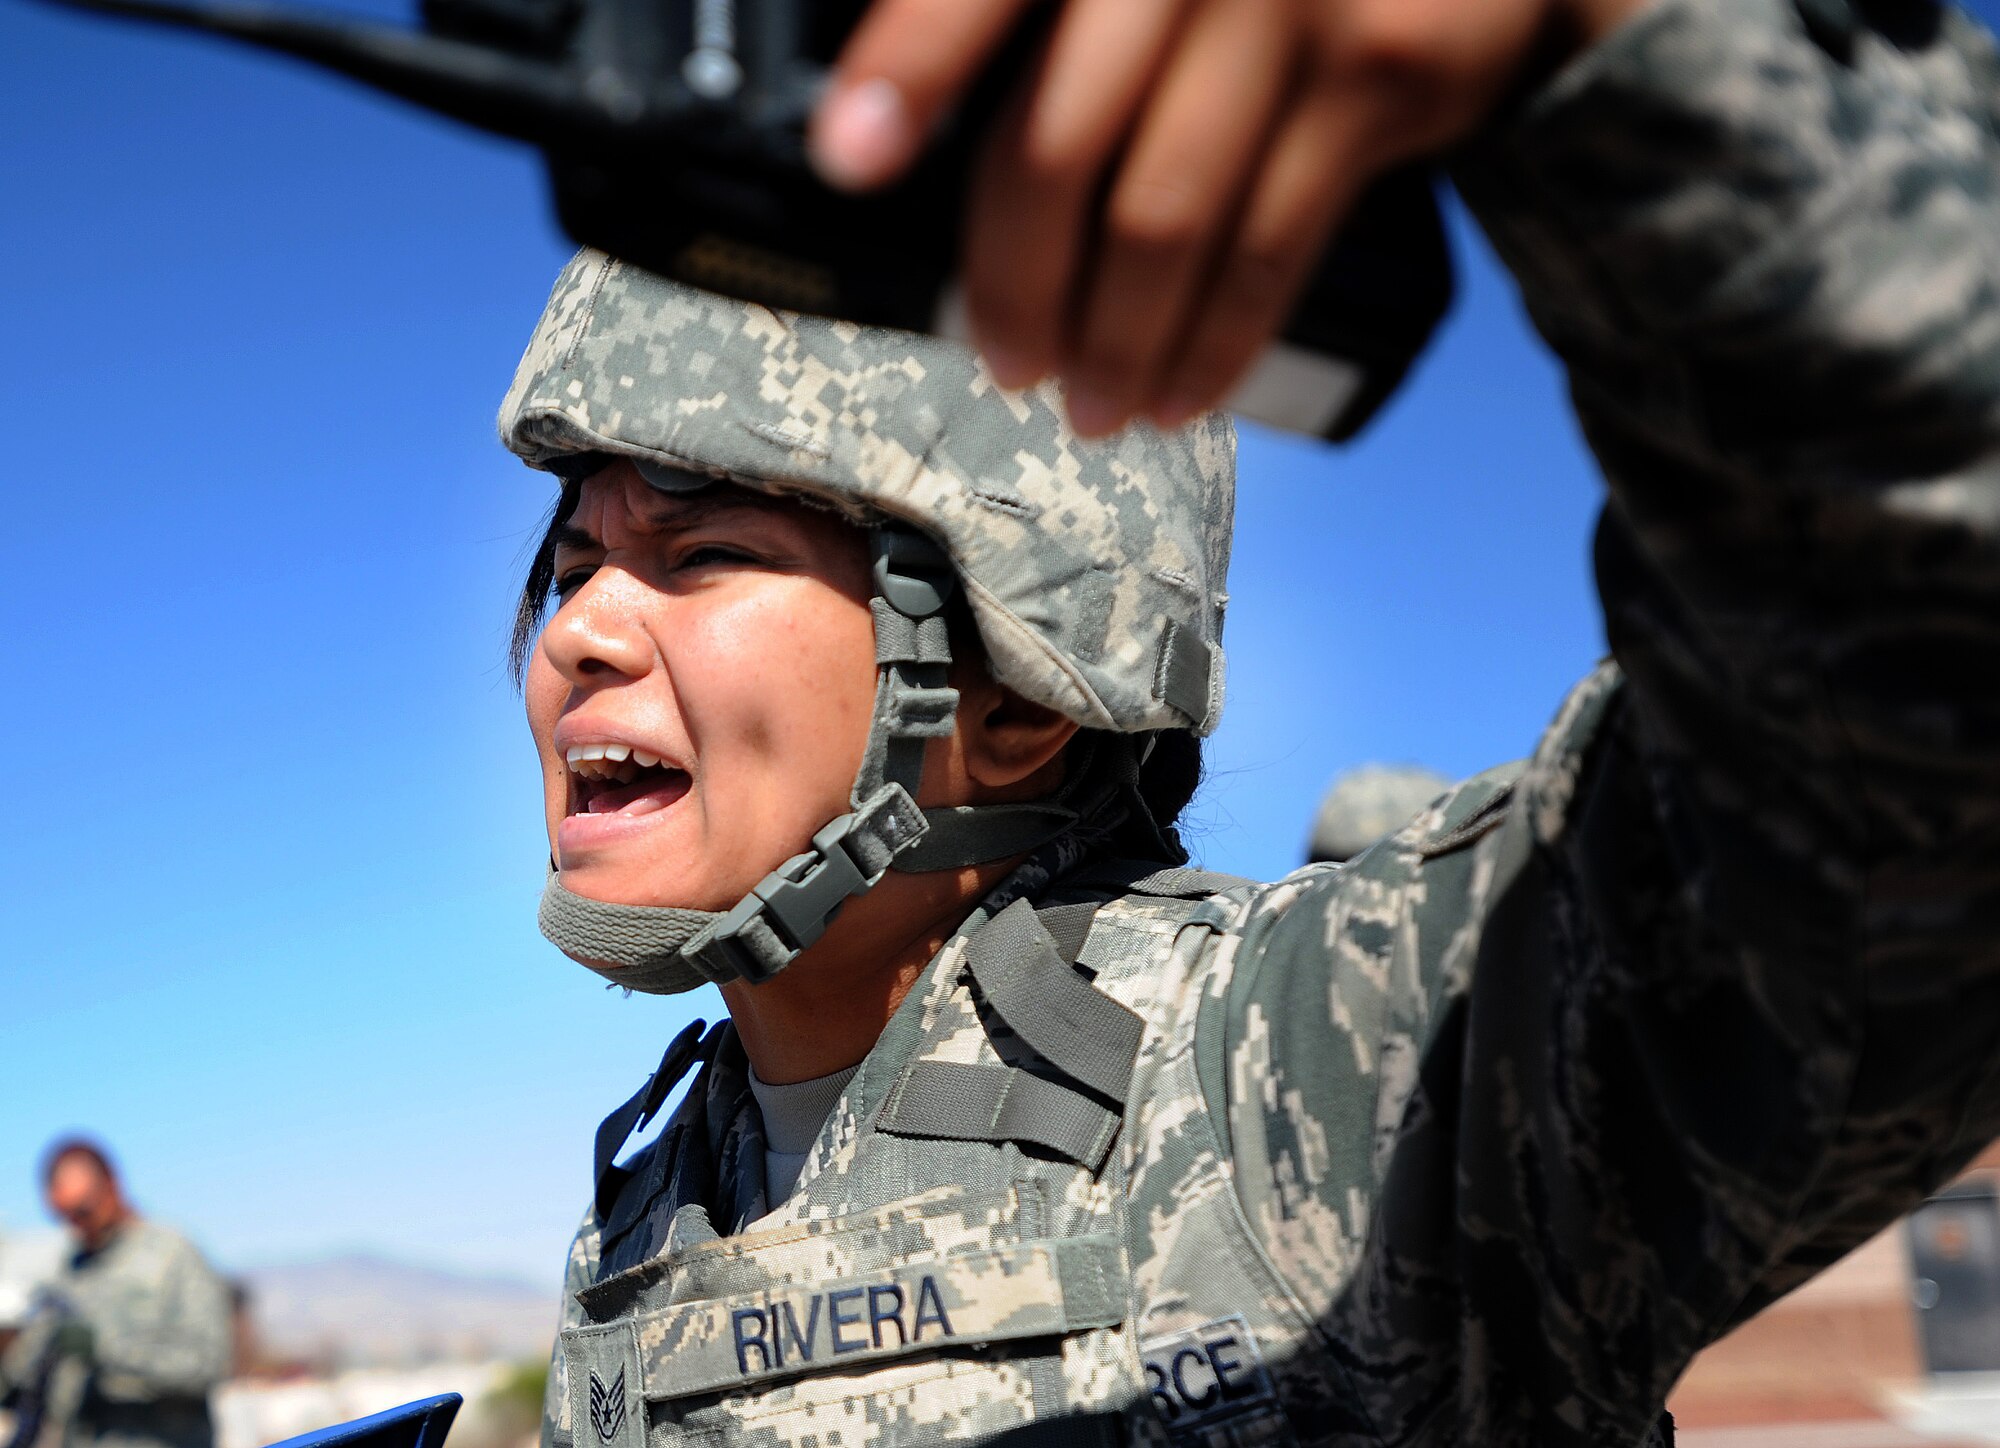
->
<box><xmin>0</xmin><ymin>1140</ymin><xmax>231</xmax><ymax>1448</ymax></box>
<box><xmin>1306</xmin><ymin>764</ymin><xmax>1452</xmax><ymax>865</ymax></box>
<box><xmin>224</xmin><ymin>1284</ymin><xmax>254</xmax><ymax>1383</ymax></box>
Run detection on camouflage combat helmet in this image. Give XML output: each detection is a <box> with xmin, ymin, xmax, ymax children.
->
<box><xmin>500</xmin><ymin>250</ymin><xmax>1235</xmax><ymax>993</ymax></box>
<box><xmin>1308</xmin><ymin>764</ymin><xmax>1450</xmax><ymax>864</ymax></box>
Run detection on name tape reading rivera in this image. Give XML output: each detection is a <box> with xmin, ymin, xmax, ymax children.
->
<box><xmin>567</xmin><ymin>1238</ymin><xmax>1126</xmax><ymax>1400</ymax></box>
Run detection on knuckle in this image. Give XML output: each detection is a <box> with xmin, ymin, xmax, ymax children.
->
<box><xmin>1178</xmin><ymin>344</ymin><xmax>1256</xmax><ymax>409</ymax></box>
<box><xmin>1165</xmin><ymin>363</ymin><xmax>1233</xmax><ymax>416</ymax></box>
<box><xmin>1013</xmin><ymin>125</ymin><xmax>1105</xmax><ymax>193</ymax></box>
<box><xmin>964</xmin><ymin>235</ymin><xmax>1070</xmax><ymax>320</ymax></box>
<box><xmin>1107</xmin><ymin>176</ymin><xmax>1211</xmax><ymax>253</ymax></box>
<box><xmin>1333</xmin><ymin>9</ymin><xmax>1455</xmax><ymax>91</ymax></box>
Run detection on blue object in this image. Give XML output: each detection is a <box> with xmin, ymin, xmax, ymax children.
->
<box><xmin>262</xmin><ymin>1394</ymin><xmax>461</xmax><ymax>1448</ymax></box>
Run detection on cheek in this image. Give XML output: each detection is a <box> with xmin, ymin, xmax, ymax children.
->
<box><xmin>682</xmin><ymin>586</ymin><xmax>878</xmax><ymax>773</ymax></box>
<box><xmin>524</xmin><ymin>654</ymin><xmax>569</xmax><ymax>812</ymax></box>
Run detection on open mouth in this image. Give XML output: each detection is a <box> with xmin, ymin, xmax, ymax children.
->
<box><xmin>566</xmin><ymin>743</ymin><xmax>691</xmax><ymax>819</ymax></box>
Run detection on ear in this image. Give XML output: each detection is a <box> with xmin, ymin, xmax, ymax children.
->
<box><xmin>953</xmin><ymin>667</ymin><xmax>1080</xmax><ymax>794</ymax></box>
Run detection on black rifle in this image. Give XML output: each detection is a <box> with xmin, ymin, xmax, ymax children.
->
<box><xmin>2</xmin><ymin>1291</ymin><xmax>78</xmax><ymax>1448</ymax></box>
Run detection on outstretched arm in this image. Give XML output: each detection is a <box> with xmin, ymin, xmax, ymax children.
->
<box><xmin>1470</xmin><ymin>0</ymin><xmax>2000</xmax><ymax>1337</ymax></box>
<box><xmin>1222</xmin><ymin>0</ymin><xmax>2000</xmax><ymax>1440</ymax></box>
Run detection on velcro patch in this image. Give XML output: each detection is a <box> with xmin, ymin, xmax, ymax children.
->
<box><xmin>1139</xmin><ymin>1315</ymin><xmax>1278</xmax><ymax>1440</ymax></box>
<box><xmin>1153</xmin><ymin>623</ymin><xmax>1214</xmax><ymax>727</ymax></box>
<box><xmin>633</xmin><ymin>1237</ymin><xmax>1124</xmax><ymax>1400</ymax></box>
<box><xmin>564</xmin><ymin>1318</ymin><xmax>644</xmax><ymax>1448</ymax></box>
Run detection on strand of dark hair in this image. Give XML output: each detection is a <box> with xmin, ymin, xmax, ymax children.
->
<box><xmin>510</xmin><ymin>477</ymin><xmax>583</xmax><ymax>685</ymax></box>
<box><xmin>41</xmin><ymin>1135</ymin><xmax>116</xmax><ymax>1188</ymax></box>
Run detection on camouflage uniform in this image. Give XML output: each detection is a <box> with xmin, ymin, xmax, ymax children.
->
<box><xmin>512</xmin><ymin>0</ymin><xmax>2000</xmax><ymax>1443</ymax></box>
<box><xmin>0</xmin><ymin>1220</ymin><xmax>232</xmax><ymax>1448</ymax></box>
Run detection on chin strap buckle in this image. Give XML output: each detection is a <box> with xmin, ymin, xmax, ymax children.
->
<box><xmin>756</xmin><ymin>819</ymin><xmax>869</xmax><ymax>953</ymax></box>
<box><xmin>688</xmin><ymin>785</ymin><xmax>929</xmax><ymax>986</ymax></box>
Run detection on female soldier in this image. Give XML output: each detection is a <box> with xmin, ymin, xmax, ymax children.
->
<box><xmin>503</xmin><ymin>0</ymin><xmax>2000</xmax><ymax>1443</ymax></box>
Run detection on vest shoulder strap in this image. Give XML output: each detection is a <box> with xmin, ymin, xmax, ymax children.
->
<box><xmin>874</xmin><ymin>890</ymin><xmax>1163</xmax><ymax>1170</ymax></box>
<box><xmin>1060</xmin><ymin>859</ymin><xmax>1257</xmax><ymax>901</ymax></box>
<box><xmin>593</xmin><ymin>1019</ymin><xmax>713</xmax><ymax>1221</ymax></box>
<box><xmin>963</xmin><ymin>899</ymin><xmax>1144</xmax><ymax>1104</ymax></box>
<box><xmin>1119</xmin><ymin>865</ymin><xmax>1257</xmax><ymax>898</ymax></box>
<box><xmin>876</xmin><ymin>1059</ymin><xmax>1124</xmax><ymax>1170</ymax></box>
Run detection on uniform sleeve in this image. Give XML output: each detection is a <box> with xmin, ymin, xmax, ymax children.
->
<box><xmin>1214</xmin><ymin>0</ymin><xmax>2000</xmax><ymax>1442</ymax></box>
<box><xmin>541</xmin><ymin>1205</ymin><xmax>602</xmax><ymax>1448</ymax></box>
<box><xmin>85</xmin><ymin>1231</ymin><xmax>233</xmax><ymax>1398</ymax></box>
<box><xmin>0</xmin><ymin>1314</ymin><xmax>53</xmax><ymax>1398</ymax></box>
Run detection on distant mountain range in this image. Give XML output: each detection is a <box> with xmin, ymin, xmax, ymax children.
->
<box><xmin>0</xmin><ymin>1233</ymin><xmax>560</xmax><ymax>1369</ymax></box>
<box><xmin>241</xmin><ymin>1253</ymin><xmax>559</xmax><ymax>1368</ymax></box>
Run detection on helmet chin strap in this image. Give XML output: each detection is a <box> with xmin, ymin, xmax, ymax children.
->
<box><xmin>538</xmin><ymin>525</ymin><xmax>1079</xmax><ymax>995</ymax></box>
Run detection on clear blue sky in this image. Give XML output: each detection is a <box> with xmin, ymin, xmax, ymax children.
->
<box><xmin>5</xmin><ymin>0</ymin><xmax>1995</xmax><ymax>1287</ymax></box>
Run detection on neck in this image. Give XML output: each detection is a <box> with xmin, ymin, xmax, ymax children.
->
<box><xmin>721</xmin><ymin>856</ymin><xmax>1019</xmax><ymax>1084</ymax></box>
<box><xmin>81</xmin><ymin>1208</ymin><xmax>132</xmax><ymax>1254</ymax></box>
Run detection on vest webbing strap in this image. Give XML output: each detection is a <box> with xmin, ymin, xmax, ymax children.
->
<box><xmin>1121</xmin><ymin>866</ymin><xmax>1255</xmax><ymax>898</ymax></box>
<box><xmin>877</xmin><ymin>1060</ymin><xmax>1121</xmax><ymax>1170</ymax></box>
<box><xmin>963</xmin><ymin>899</ymin><xmax>1144</xmax><ymax>1105</ymax></box>
<box><xmin>893</xmin><ymin>800</ymin><xmax>1080</xmax><ymax>873</ymax></box>
<box><xmin>1055</xmin><ymin>861</ymin><xmax>1254</xmax><ymax>900</ymax></box>
<box><xmin>593</xmin><ymin>1019</ymin><xmax>711</xmax><ymax>1221</ymax></box>
<box><xmin>1032</xmin><ymin>901</ymin><xmax>1103</xmax><ymax>967</ymax></box>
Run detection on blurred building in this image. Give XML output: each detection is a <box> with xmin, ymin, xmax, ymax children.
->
<box><xmin>0</xmin><ymin>1226</ymin><xmax>67</xmax><ymax>1329</ymax></box>
<box><xmin>1671</xmin><ymin>1141</ymin><xmax>2000</xmax><ymax>1446</ymax></box>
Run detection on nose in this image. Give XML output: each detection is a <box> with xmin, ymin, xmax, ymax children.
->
<box><xmin>539</xmin><ymin>569</ymin><xmax>658</xmax><ymax>689</ymax></box>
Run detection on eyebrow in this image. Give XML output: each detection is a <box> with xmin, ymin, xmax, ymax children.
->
<box><xmin>551</xmin><ymin>493</ymin><xmax>775</xmax><ymax>554</ymax></box>
<box><xmin>551</xmin><ymin>522</ymin><xmax>597</xmax><ymax>553</ymax></box>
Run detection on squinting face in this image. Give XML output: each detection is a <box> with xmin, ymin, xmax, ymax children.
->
<box><xmin>526</xmin><ymin>466</ymin><xmax>881</xmax><ymax>912</ymax></box>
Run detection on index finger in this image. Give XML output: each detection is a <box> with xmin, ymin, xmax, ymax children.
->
<box><xmin>811</xmin><ymin>0</ymin><xmax>1037</xmax><ymax>192</ymax></box>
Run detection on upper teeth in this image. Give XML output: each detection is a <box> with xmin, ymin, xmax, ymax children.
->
<box><xmin>566</xmin><ymin>743</ymin><xmax>666</xmax><ymax>781</ymax></box>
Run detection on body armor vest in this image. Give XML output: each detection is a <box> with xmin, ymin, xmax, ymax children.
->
<box><xmin>554</xmin><ymin>865</ymin><xmax>1675</xmax><ymax>1448</ymax></box>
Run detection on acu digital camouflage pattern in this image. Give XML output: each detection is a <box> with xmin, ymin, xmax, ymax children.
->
<box><xmin>536</xmin><ymin>0</ymin><xmax>2000</xmax><ymax>1442</ymax></box>
<box><xmin>498</xmin><ymin>255</ymin><xmax>1235</xmax><ymax>737</ymax></box>
<box><xmin>545</xmin><ymin>837</ymin><xmax>1279</xmax><ymax>1448</ymax></box>
<box><xmin>1</xmin><ymin>1219</ymin><xmax>232</xmax><ymax>1448</ymax></box>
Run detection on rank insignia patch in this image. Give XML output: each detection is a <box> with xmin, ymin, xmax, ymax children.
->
<box><xmin>589</xmin><ymin>1367</ymin><xmax>627</xmax><ymax>1444</ymax></box>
